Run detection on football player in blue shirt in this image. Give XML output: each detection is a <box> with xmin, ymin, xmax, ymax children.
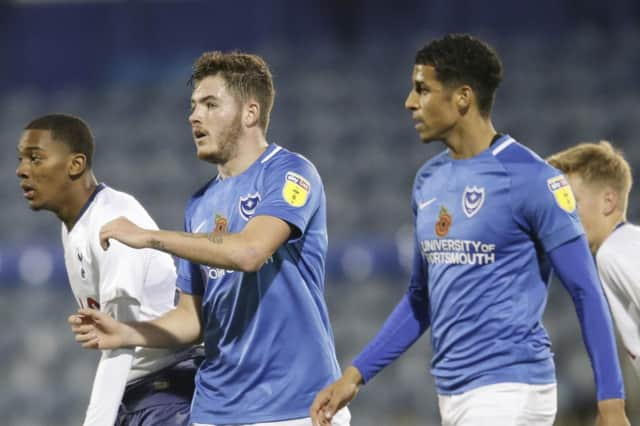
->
<box><xmin>310</xmin><ymin>34</ymin><xmax>629</xmax><ymax>426</ymax></box>
<box><xmin>69</xmin><ymin>51</ymin><xmax>350</xmax><ymax>426</ymax></box>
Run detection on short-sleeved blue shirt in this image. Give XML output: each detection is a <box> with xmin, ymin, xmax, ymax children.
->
<box><xmin>177</xmin><ymin>144</ymin><xmax>341</xmax><ymax>424</ymax></box>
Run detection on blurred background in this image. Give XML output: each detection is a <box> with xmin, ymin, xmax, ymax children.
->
<box><xmin>1</xmin><ymin>0</ymin><xmax>639</xmax><ymax>425</ymax></box>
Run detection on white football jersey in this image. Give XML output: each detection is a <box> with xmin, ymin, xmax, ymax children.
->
<box><xmin>596</xmin><ymin>222</ymin><xmax>640</xmax><ymax>380</ymax></box>
<box><xmin>61</xmin><ymin>184</ymin><xmax>184</xmax><ymax>381</ymax></box>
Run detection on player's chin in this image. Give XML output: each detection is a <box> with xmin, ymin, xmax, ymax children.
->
<box><xmin>196</xmin><ymin>149</ymin><xmax>224</xmax><ymax>164</ymax></box>
<box><xmin>195</xmin><ymin>147</ymin><xmax>213</xmax><ymax>159</ymax></box>
<box><xmin>418</xmin><ymin>133</ymin><xmax>438</xmax><ymax>144</ymax></box>
<box><xmin>26</xmin><ymin>199</ymin><xmax>44</xmax><ymax>210</ymax></box>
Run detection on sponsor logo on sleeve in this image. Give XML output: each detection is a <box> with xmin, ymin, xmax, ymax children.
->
<box><xmin>547</xmin><ymin>175</ymin><xmax>576</xmax><ymax>213</ymax></box>
<box><xmin>282</xmin><ymin>171</ymin><xmax>310</xmax><ymax>207</ymax></box>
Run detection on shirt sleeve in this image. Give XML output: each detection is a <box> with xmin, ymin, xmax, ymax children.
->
<box><xmin>91</xmin><ymin>201</ymin><xmax>161</xmax><ymax>307</ymax></box>
<box><xmin>516</xmin><ymin>166</ymin><xmax>584</xmax><ymax>252</ymax></box>
<box><xmin>83</xmin><ymin>299</ymin><xmax>139</xmax><ymax>425</ymax></box>
<box><xmin>176</xmin><ymin>208</ymin><xmax>205</xmax><ymax>295</ymax></box>
<box><xmin>94</xmin><ymin>240</ymin><xmax>152</xmax><ymax>306</ymax></box>
<box><xmin>597</xmin><ymin>244</ymin><xmax>640</xmax><ymax>369</ymax></box>
<box><xmin>252</xmin><ymin>153</ymin><xmax>322</xmax><ymax>242</ymax></box>
<box><xmin>549</xmin><ymin>236</ymin><xmax>625</xmax><ymax>400</ymax></box>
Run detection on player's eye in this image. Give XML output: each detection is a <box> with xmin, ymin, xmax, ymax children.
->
<box><xmin>206</xmin><ymin>102</ymin><xmax>216</xmax><ymax>109</ymax></box>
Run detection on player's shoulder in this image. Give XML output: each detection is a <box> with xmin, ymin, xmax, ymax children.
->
<box><xmin>93</xmin><ymin>185</ymin><xmax>146</xmax><ymax>215</ymax></box>
<box><xmin>264</xmin><ymin>144</ymin><xmax>318</xmax><ymax>169</ymax></box>
<box><xmin>413</xmin><ymin>149</ymin><xmax>449</xmax><ymax>191</ymax></box>
<box><xmin>262</xmin><ymin>143</ymin><xmax>322</xmax><ymax>182</ymax></box>
<box><xmin>491</xmin><ymin>136</ymin><xmax>546</xmax><ymax>170</ymax></box>
<box><xmin>416</xmin><ymin>149</ymin><xmax>449</xmax><ymax>177</ymax></box>
<box><xmin>491</xmin><ymin>135</ymin><xmax>560</xmax><ymax>183</ymax></box>
<box><xmin>88</xmin><ymin>184</ymin><xmax>155</xmax><ymax>231</ymax></box>
<box><xmin>189</xmin><ymin>176</ymin><xmax>217</xmax><ymax>202</ymax></box>
<box><xmin>597</xmin><ymin>223</ymin><xmax>639</xmax><ymax>266</ymax></box>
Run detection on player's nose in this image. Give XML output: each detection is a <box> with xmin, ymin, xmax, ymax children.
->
<box><xmin>405</xmin><ymin>90</ymin><xmax>418</xmax><ymax>110</ymax></box>
<box><xmin>188</xmin><ymin>107</ymin><xmax>201</xmax><ymax>124</ymax></box>
<box><xmin>16</xmin><ymin>160</ymin><xmax>28</xmax><ymax>179</ymax></box>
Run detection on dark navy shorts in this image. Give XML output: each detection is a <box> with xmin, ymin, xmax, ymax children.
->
<box><xmin>115</xmin><ymin>346</ymin><xmax>204</xmax><ymax>426</ymax></box>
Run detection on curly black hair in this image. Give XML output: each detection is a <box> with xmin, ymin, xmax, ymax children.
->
<box><xmin>25</xmin><ymin>114</ymin><xmax>95</xmax><ymax>167</ymax></box>
<box><xmin>416</xmin><ymin>34</ymin><xmax>503</xmax><ymax>116</ymax></box>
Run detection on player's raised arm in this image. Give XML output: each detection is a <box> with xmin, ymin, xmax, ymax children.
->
<box><xmin>70</xmin><ymin>292</ymin><xmax>203</xmax><ymax>350</ymax></box>
<box><xmin>100</xmin><ymin>214</ymin><xmax>292</xmax><ymax>273</ymax></box>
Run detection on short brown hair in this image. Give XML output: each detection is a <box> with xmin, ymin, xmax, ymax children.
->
<box><xmin>547</xmin><ymin>141</ymin><xmax>633</xmax><ymax>213</ymax></box>
<box><xmin>189</xmin><ymin>51</ymin><xmax>275</xmax><ymax>133</ymax></box>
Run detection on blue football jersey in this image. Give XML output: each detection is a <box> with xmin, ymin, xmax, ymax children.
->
<box><xmin>177</xmin><ymin>144</ymin><xmax>341</xmax><ymax>424</ymax></box>
<box><xmin>412</xmin><ymin>135</ymin><xmax>584</xmax><ymax>394</ymax></box>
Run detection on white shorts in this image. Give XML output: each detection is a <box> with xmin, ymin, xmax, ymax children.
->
<box><xmin>193</xmin><ymin>406</ymin><xmax>351</xmax><ymax>426</ymax></box>
<box><xmin>438</xmin><ymin>382</ymin><xmax>557</xmax><ymax>426</ymax></box>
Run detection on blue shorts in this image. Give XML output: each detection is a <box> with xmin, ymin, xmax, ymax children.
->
<box><xmin>116</xmin><ymin>347</ymin><xmax>204</xmax><ymax>426</ymax></box>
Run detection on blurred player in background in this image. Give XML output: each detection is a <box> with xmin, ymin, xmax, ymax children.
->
<box><xmin>311</xmin><ymin>34</ymin><xmax>630</xmax><ymax>426</ymax></box>
<box><xmin>548</xmin><ymin>141</ymin><xmax>640</xmax><ymax>381</ymax></box>
<box><xmin>69</xmin><ymin>51</ymin><xmax>350</xmax><ymax>426</ymax></box>
<box><xmin>16</xmin><ymin>114</ymin><xmax>203</xmax><ymax>426</ymax></box>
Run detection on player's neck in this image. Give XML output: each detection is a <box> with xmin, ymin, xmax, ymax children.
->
<box><xmin>594</xmin><ymin>211</ymin><xmax>626</xmax><ymax>253</ymax></box>
<box><xmin>446</xmin><ymin>116</ymin><xmax>497</xmax><ymax>160</ymax></box>
<box><xmin>217</xmin><ymin>134</ymin><xmax>269</xmax><ymax>179</ymax></box>
<box><xmin>58</xmin><ymin>174</ymin><xmax>99</xmax><ymax>231</ymax></box>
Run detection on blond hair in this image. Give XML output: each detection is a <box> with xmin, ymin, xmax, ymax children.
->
<box><xmin>547</xmin><ymin>141</ymin><xmax>632</xmax><ymax>214</ymax></box>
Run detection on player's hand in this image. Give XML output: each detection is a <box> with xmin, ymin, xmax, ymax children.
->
<box><xmin>99</xmin><ymin>217</ymin><xmax>151</xmax><ymax>250</ymax></box>
<box><xmin>310</xmin><ymin>366</ymin><xmax>362</xmax><ymax>426</ymax></box>
<box><xmin>595</xmin><ymin>398</ymin><xmax>630</xmax><ymax>426</ymax></box>
<box><xmin>68</xmin><ymin>308</ymin><xmax>131</xmax><ymax>349</ymax></box>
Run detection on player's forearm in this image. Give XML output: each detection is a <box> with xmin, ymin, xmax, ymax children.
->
<box><xmin>124</xmin><ymin>304</ymin><xmax>202</xmax><ymax>348</ymax></box>
<box><xmin>145</xmin><ymin>229</ymin><xmax>268</xmax><ymax>272</ymax></box>
<box><xmin>352</xmin><ymin>290</ymin><xmax>430</xmax><ymax>383</ymax></box>
<box><xmin>549</xmin><ymin>236</ymin><xmax>625</xmax><ymax>400</ymax></box>
<box><xmin>84</xmin><ymin>349</ymin><xmax>133</xmax><ymax>426</ymax></box>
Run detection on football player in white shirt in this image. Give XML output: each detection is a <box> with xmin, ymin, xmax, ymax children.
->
<box><xmin>16</xmin><ymin>113</ymin><xmax>203</xmax><ymax>426</ymax></box>
<box><xmin>548</xmin><ymin>141</ymin><xmax>640</xmax><ymax>380</ymax></box>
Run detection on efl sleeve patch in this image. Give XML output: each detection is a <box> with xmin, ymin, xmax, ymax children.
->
<box><xmin>547</xmin><ymin>175</ymin><xmax>576</xmax><ymax>213</ymax></box>
<box><xmin>282</xmin><ymin>171</ymin><xmax>311</xmax><ymax>207</ymax></box>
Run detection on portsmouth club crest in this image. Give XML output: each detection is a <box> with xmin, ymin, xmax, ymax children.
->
<box><xmin>462</xmin><ymin>186</ymin><xmax>485</xmax><ymax>218</ymax></box>
<box><xmin>238</xmin><ymin>192</ymin><xmax>261</xmax><ymax>221</ymax></box>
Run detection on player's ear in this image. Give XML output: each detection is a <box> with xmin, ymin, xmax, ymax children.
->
<box><xmin>244</xmin><ymin>100</ymin><xmax>260</xmax><ymax>128</ymax></box>
<box><xmin>456</xmin><ymin>85</ymin><xmax>472</xmax><ymax>114</ymax></box>
<box><xmin>68</xmin><ymin>153</ymin><xmax>88</xmax><ymax>178</ymax></box>
<box><xmin>602</xmin><ymin>187</ymin><xmax>618</xmax><ymax>216</ymax></box>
